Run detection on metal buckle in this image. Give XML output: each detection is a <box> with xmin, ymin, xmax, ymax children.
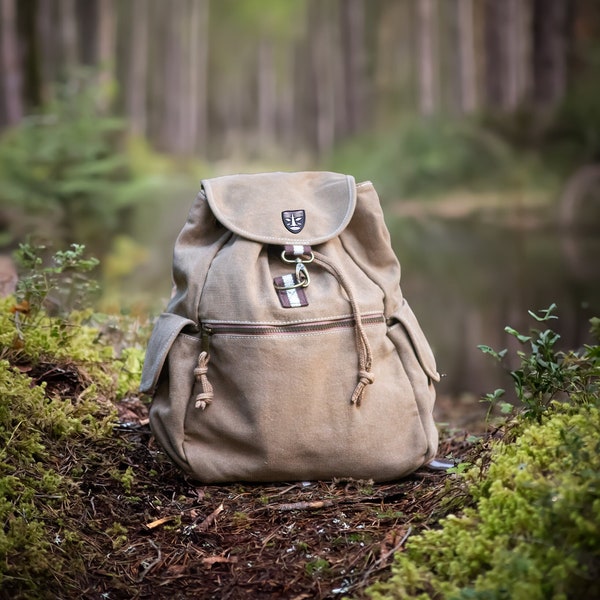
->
<box><xmin>273</xmin><ymin>264</ymin><xmax>310</xmax><ymax>290</ymax></box>
<box><xmin>280</xmin><ymin>250</ymin><xmax>314</xmax><ymax>264</ymax></box>
<box><xmin>273</xmin><ymin>249</ymin><xmax>313</xmax><ymax>290</ymax></box>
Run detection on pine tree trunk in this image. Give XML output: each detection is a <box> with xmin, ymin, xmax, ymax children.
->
<box><xmin>533</xmin><ymin>0</ymin><xmax>572</xmax><ymax>110</ymax></box>
<box><xmin>340</xmin><ymin>0</ymin><xmax>367</xmax><ymax>135</ymax></box>
<box><xmin>484</xmin><ymin>0</ymin><xmax>532</xmax><ymax>111</ymax></box>
<box><xmin>0</xmin><ymin>0</ymin><xmax>24</xmax><ymax>125</ymax></box>
<box><xmin>57</xmin><ymin>0</ymin><xmax>79</xmax><ymax>74</ymax></box>
<box><xmin>257</xmin><ymin>36</ymin><xmax>276</xmax><ymax>152</ymax></box>
<box><xmin>456</xmin><ymin>0</ymin><xmax>478</xmax><ymax>113</ymax></box>
<box><xmin>36</xmin><ymin>0</ymin><xmax>56</xmax><ymax>104</ymax></box>
<box><xmin>187</xmin><ymin>0</ymin><xmax>209</xmax><ymax>154</ymax></box>
<box><xmin>310</xmin><ymin>0</ymin><xmax>336</xmax><ymax>156</ymax></box>
<box><xmin>126</xmin><ymin>0</ymin><xmax>148</xmax><ymax>136</ymax></box>
<box><xmin>416</xmin><ymin>0</ymin><xmax>439</xmax><ymax>116</ymax></box>
<box><xmin>96</xmin><ymin>0</ymin><xmax>115</xmax><ymax>111</ymax></box>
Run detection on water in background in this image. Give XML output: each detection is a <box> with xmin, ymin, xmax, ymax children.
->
<box><xmin>388</xmin><ymin>213</ymin><xmax>600</xmax><ymax>430</ymax></box>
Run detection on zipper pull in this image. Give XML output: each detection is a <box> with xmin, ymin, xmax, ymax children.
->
<box><xmin>201</xmin><ymin>325</ymin><xmax>212</xmax><ymax>353</ymax></box>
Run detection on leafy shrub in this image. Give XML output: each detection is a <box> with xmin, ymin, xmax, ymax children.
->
<box><xmin>479</xmin><ymin>304</ymin><xmax>599</xmax><ymax>421</ymax></box>
<box><xmin>328</xmin><ymin>117</ymin><xmax>533</xmax><ymax>200</ymax></box>
<box><xmin>0</xmin><ymin>71</ymin><xmax>155</xmax><ymax>251</ymax></box>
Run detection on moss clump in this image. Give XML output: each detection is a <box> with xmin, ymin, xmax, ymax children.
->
<box><xmin>367</xmin><ymin>400</ymin><xmax>600</xmax><ymax>599</ymax></box>
<box><xmin>0</xmin><ymin>360</ymin><xmax>106</xmax><ymax>597</ymax></box>
<box><xmin>0</xmin><ymin>245</ymin><xmax>145</xmax><ymax>597</ymax></box>
<box><xmin>367</xmin><ymin>311</ymin><xmax>600</xmax><ymax>600</ymax></box>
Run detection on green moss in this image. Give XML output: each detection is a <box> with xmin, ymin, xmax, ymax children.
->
<box><xmin>0</xmin><ymin>281</ymin><xmax>146</xmax><ymax>596</ymax></box>
<box><xmin>366</xmin><ymin>398</ymin><xmax>600</xmax><ymax>600</ymax></box>
<box><xmin>110</xmin><ymin>465</ymin><xmax>136</xmax><ymax>494</ymax></box>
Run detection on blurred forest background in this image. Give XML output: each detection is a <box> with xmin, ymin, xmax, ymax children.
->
<box><xmin>0</xmin><ymin>0</ymin><xmax>599</xmax><ymax>423</ymax></box>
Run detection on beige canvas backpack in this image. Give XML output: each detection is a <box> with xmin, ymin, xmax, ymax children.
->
<box><xmin>140</xmin><ymin>171</ymin><xmax>440</xmax><ymax>483</ymax></box>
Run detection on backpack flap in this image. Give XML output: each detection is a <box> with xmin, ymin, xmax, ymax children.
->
<box><xmin>140</xmin><ymin>312</ymin><xmax>198</xmax><ymax>394</ymax></box>
<box><xmin>201</xmin><ymin>171</ymin><xmax>356</xmax><ymax>245</ymax></box>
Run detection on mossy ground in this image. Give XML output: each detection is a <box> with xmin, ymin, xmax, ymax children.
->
<box><xmin>366</xmin><ymin>400</ymin><xmax>600</xmax><ymax>600</ymax></box>
<box><xmin>1</xmin><ymin>294</ymin><xmax>598</xmax><ymax>599</ymax></box>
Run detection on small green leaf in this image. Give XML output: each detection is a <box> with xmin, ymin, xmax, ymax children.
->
<box><xmin>505</xmin><ymin>326</ymin><xmax>531</xmax><ymax>343</ymax></box>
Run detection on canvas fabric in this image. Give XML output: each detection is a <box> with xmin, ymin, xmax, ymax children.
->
<box><xmin>140</xmin><ymin>171</ymin><xmax>440</xmax><ymax>483</ymax></box>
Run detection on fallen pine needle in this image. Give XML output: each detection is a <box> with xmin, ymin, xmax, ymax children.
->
<box><xmin>267</xmin><ymin>499</ymin><xmax>336</xmax><ymax>511</ymax></box>
<box><xmin>197</xmin><ymin>502</ymin><xmax>224</xmax><ymax>531</ymax></box>
<box><xmin>145</xmin><ymin>515</ymin><xmax>178</xmax><ymax>530</ymax></box>
<box><xmin>202</xmin><ymin>554</ymin><xmax>238</xmax><ymax>567</ymax></box>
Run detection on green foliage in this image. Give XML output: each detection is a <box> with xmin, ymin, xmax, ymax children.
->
<box><xmin>478</xmin><ymin>304</ymin><xmax>600</xmax><ymax>421</ymax></box>
<box><xmin>366</xmin><ymin>310</ymin><xmax>600</xmax><ymax>600</ymax></box>
<box><xmin>14</xmin><ymin>241</ymin><xmax>100</xmax><ymax>318</ymax></box>
<box><xmin>0</xmin><ymin>71</ymin><xmax>157</xmax><ymax>250</ymax></box>
<box><xmin>367</xmin><ymin>400</ymin><xmax>600</xmax><ymax>600</ymax></box>
<box><xmin>328</xmin><ymin>117</ymin><xmax>544</xmax><ymax>200</ymax></box>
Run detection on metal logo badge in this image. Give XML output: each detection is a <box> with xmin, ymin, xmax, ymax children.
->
<box><xmin>281</xmin><ymin>209</ymin><xmax>305</xmax><ymax>234</ymax></box>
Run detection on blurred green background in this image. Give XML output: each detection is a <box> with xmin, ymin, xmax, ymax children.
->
<box><xmin>0</xmin><ymin>0</ymin><xmax>599</xmax><ymax>423</ymax></box>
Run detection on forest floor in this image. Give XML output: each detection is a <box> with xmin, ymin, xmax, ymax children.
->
<box><xmin>60</xmin><ymin>392</ymin><xmax>475</xmax><ymax>600</ymax></box>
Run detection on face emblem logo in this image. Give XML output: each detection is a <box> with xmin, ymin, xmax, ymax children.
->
<box><xmin>281</xmin><ymin>209</ymin><xmax>306</xmax><ymax>234</ymax></box>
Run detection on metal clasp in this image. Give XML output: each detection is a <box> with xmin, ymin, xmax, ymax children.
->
<box><xmin>280</xmin><ymin>249</ymin><xmax>314</xmax><ymax>264</ymax></box>
<box><xmin>273</xmin><ymin>249</ymin><xmax>313</xmax><ymax>290</ymax></box>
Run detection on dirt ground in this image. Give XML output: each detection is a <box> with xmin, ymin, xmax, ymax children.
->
<box><xmin>69</xmin><ymin>397</ymin><xmax>474</xmax><ymax>600</ymax></box>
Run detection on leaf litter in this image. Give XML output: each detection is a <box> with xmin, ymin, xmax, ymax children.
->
<box><xmin>73</xmin><ymin>398</ymin><xmax>474</xmax><ymax>600</ymax></box>
<box><xmin>5</xmin><ymin>359</ymin><xmax>476</xmax><ymax>600</ymax></box>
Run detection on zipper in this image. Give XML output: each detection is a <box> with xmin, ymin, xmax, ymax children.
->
<box><xmin>201</xmin><ymin>313</ymin><xmax>384</xmax><ymax>348</ymax></box>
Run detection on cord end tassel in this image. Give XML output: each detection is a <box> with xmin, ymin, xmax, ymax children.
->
<box><xmin>351</xmin><ymin>370</ymin><xmax>375</xmax><ymax>406</ymax></box>
<box><xmin>194</xmin><ymin>351</ymin><xmax>214</xmax><ymax>409</ymax></box>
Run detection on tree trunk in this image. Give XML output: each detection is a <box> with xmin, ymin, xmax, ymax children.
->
<box><xmin>0</xmin><ymin>0</ymin><xmax>24</xmax><ymax>126</ymax></box>
<box><xmin>532</xmin><ymin>0</ymin><xmax>572</xmax><ymax>110</ymax></box>
<box><xmin>340</xmin><ymin>0</ymin><xmax>367</xmax><ymax>135</ymax></box>
<box><xmin>36</xmin><ymin>0</ymin><xmax>57</xmax><ymax>104</ymax></box>
<box><xmin>257</xmin><ymin>36</ymin><xmax>276</xmax><ymax>152</ymax></box>
<box><xmin>96</xmin><ymin>0</ymin><xmax>115</xmax><ymax>111</ymax></box>
<box><xmin>373</xmin><ymin>0</ymin><xmax>415</xmax><ymax>123</ymax></box>
<box><xmin>126</xmin><ymin>0</ymin><xmax>149</xmax><ymax>136</ymax></box>
<box><xmin>456</xmin><ymin>0</ymin><xmax>478</xmax><ymax>113</ymax></box>
<box><xmin>280</xmin><ymin>43</ymin><xmax>297</xmax><ymax>155</ymax></box>
<box><xmin>484</xmin><ymin>0</ymin><xmax>532</xmax><ymax>111</ymax></box>
<box><xmin>416</xmin><ymin>0</ymin><xmax>439</xmax><ymax>116</ymax></box>
<box><xmin>161</xmin><ymin>0</ymin><xmax>183</xmax><ymax>153</ymax></box>
<box><xmin>310</xmin><ymin>0</ymin><xmax>336</xmax><ymax>156</ymax></box>
<box><xmin>187</xmin><ymin>0</ymin><xmax>209</xmax><ymax>154</ymax></box>
<box><xmin>56</xmin><ymin>0</ymin><xmax>79</xmax><ymax>74</ymax></box>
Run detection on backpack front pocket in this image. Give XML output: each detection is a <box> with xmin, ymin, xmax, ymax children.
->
<box><xmin>181</xmin><ymin>314</ymin><xmax>431</xmax><ymax>482</ymax></box>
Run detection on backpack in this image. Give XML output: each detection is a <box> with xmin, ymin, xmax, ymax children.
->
<box><xmin>140</xmin><ymin>171</ymin><xmax>440</xmax><ymax>483</ymax></box>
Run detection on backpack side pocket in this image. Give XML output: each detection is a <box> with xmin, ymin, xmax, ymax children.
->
<box><xmin>387</xmin><ymin>299</ymin><xmax>440</xmax><ymax>463</ymax></box>
<box><xmin>140</xmin><ymin>312</ymin><xmax>199</xmax><ymax>473</ymax></box>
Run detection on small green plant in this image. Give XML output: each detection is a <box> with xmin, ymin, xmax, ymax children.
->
<box><xmin>110</xmin><ymin>466</ymin><xmax>136</xmax><ymax>494</ymax></box>
<box><xmin>14</xmin><ymin>242</ymin><xmax>100</xmax><ymax>319</ymax></box>
<box><xmin>478</xmin><ymin>304</ymin><xmax>599</xmax><ymax>420</ymax></box>
<box><xmin>305</xmin><ymin>557</ymin><xmax>331</xmax><ymax>577</ymax></box>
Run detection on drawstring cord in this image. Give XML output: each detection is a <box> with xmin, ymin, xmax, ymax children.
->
<box><xmin>193</xmin><ymin>252</ymin><xmax>375</xmax><ymax>409</ymax></box>
<box><xmin>312</xmin><ymin>251</ymin><xmax>375</xmax><ymax>406</ymax></box>
<box><xmin>194</xmin><ymin>351</ymin><xmax>214</xmax><ymax>409</ymax></box>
